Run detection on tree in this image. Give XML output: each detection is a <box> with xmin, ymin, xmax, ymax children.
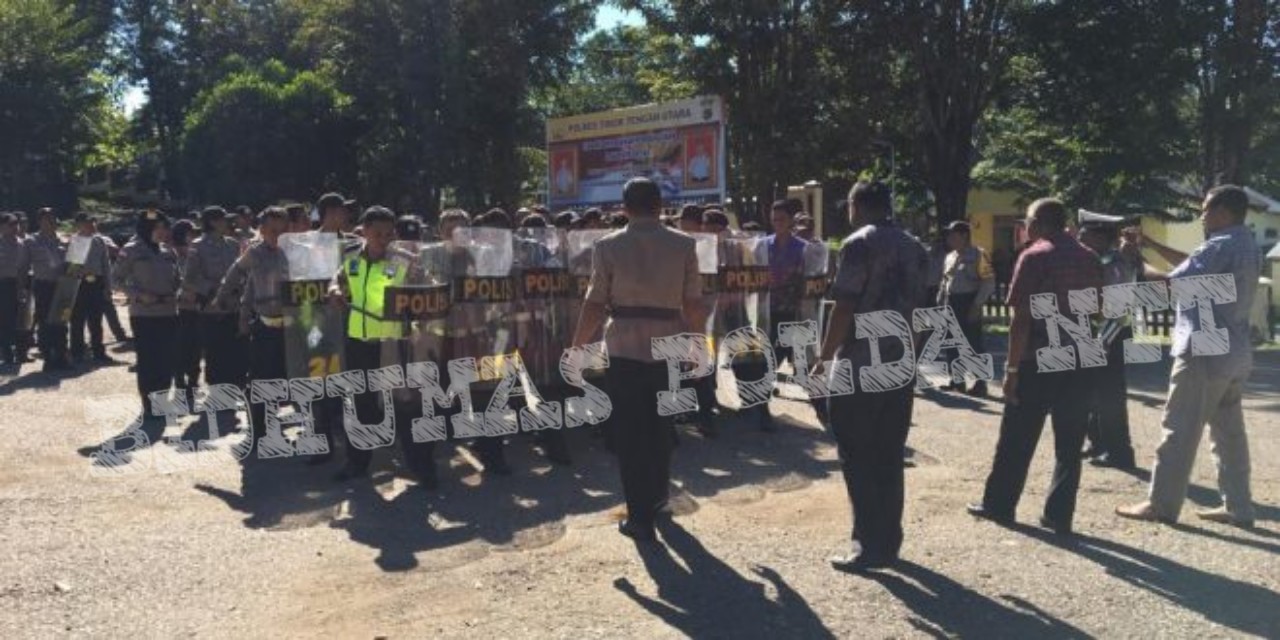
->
<box><xmin>628</xmin><ymin>0</ymin><xmax>836</xmax><ymax>219</ymax></box>
<box><xmin>897</xmin><ymin>0</ymin><xmax>1016</xmax><ymax>227</ymax></box>
<box><xmin>1192</xmin><ymin>0</ymin><xmax>1278</xmax><ymax>188</ymax></box>
<box><xmin>0</xmin><ymin>0</ymin><xmax>103</xmax><ymax>210</ymax></box>
<box><xmin>534</xmin><ymin>24</ymin><xmax>698</xmax><ymax>117</ymax></box>
<box><xmin>180</xmin><ymin>62</ymin><xmax>356</xmax><ymax>206</ymax></box>
<box><xmin>974</xmin><ymin>1</ymin><xmax>1200</xmax><ymax>212</ymax></box>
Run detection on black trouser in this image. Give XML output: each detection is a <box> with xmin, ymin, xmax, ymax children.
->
<box><xmin>341</xmin><ymin>337</ymin><xmax>434</xmax><ymax>479</ymax></box>
<box><xmin>70</xmin><ymin>279</ymin><xmax>106</xmax><ymax>358</ymax></box>
<box><xmin>132</xmin><ymin>314</ymin><xmax>177</xmax><ymax>416</ymax></box>
<box><xmin>175</xmin><ymin>309</ymin><xmax>202</xmax><ymax>388</ymax></box>
<box><xmin>104</xmin><ymin>290</ymin><xmax>127</xmax><ymax>341</ymax></box>
<box><xmin>1085</xmin><ymin>327</ymin><xmax>1133</xmax><ymax>461</ymax></box>
<box><xmin>829</xmin><ymin>385</ymin><xmax>914</xmax><ymax>559</ymax></box>
<box><xmin>945</xmin><ymin>292</ymin><xmax>985</xmax><ymax>388</ymax></box>
<box><xmin>247</xmin><ymin>321</ymin><xmax>287</xmax><ymax>442</ymax></box>
<box><xmin>770</xmin><ymin>306</ymin><xmax>797</xmax><ymax>369</ymax></box>
<box><xmin>32</xmin><ymin>280</ymin><xmax>67</xmax><ymax>364</ymax></box>
<box><xmin>200</xmin><ymin>313</ymin><xmax>242</xmax><ymax>387</ymax></box>
<box><xmin>0</xmin><ymin>279</ymin><xmax>17</xmax><ymax>359</ymax></box>
<box><xmin>606</xmin><ymin>358</ymin><xmax>675</xmax><ymax>528</ymax></box>
<box><xmin>981</xmin><ymin>368</ymin><xmax>1089</xmax><ymax>526</ymax></box>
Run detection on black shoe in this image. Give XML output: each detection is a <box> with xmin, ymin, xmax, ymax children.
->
<box><xmin>13</xmin><ymin>353</ymin><xmax>31</xmax><ymax>364</ymax></box>
<box><xmin>965</xmin><ymin>382</ymin><xmax>988</xmax><ymax>398</ymax></box>
<box><xmin>966</xmin><ymin>503</ymin><xmax>1014</xmax><ymax>525</ymax></box>
<box><xmin>694</xmin><ymin>417</ymin><xmax>720</xmax><ymax>439</ymax></box>
<box><xmin>618</xmin><ymin>519</ymin><xmax>657</xmax><ymax>543</ymax></box>
<box><xmin>482</xmin><ymin>456</ymin><xmax>513</xmax><ymax>477</ymax></box>
<box><xmin>830</xmin><ymin>552</ymin><xmax>896</xmax><ymax>573</ymax></box>
<box><xmin>1089</xmin><ymin>452</ymin><xmax>1136</xmax><ymax>470</ymax></box>
<box><xmin>759</xmin><ymin>411</ymin><xmax>777</xmax><ymax>433</ymax></box>
<box><xmin>92</xmin><ymin>353</ymin><xmax>119</xmax><ymax>364</ymax></box>
<box><xmin>332</xmin><ymin>466</ymin><xmax>368</xmax><ymax>483</ymax></box>
<box><xmin>1039</xmin><ymin>515</ymin><xmax>1073</xmax><ymax>536</ymax></box>
<box><xmin>304</xmin><ymin>452</ymin><xmax>333</xmax><ymax>466</ymax></box>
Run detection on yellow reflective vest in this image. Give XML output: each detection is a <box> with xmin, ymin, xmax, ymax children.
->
<box><xmin>346</xmin><ymin>252</ymin><xmax>407</xmax><ymax>340</ymax></box>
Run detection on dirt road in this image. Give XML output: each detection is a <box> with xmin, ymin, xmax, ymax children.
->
<box><xmin>1</xmin><ymin>340</ymin><xmax>1277</xmax><ymax>638</ymax></box>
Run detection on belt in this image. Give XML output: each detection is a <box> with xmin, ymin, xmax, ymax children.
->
<box><xmin>258</xmin><ymin>315</ymin><xmax>294</xmax><ymax>328</ymax></box>
<box><xmin>612</xmin><ymin>306</ymin><xmax>681</xmax><ymax>320</ymax></box>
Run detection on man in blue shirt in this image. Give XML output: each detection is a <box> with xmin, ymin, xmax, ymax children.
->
<box><xmin>1117</xmin><ymin>185</ymin><xmax>1260</xmax><ymax>527</ymax></box>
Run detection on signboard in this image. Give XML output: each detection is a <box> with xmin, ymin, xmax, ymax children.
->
<box><xmin>547</xmin><ymin>96</ymin><xmax>727</xmax><ymax>208</ymax></box>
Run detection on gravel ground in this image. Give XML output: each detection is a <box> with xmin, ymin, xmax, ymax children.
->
<box><xmin>1</xmin><ymin>333</ymin><xmax>1277</xmax><ymax>639</ymax></box>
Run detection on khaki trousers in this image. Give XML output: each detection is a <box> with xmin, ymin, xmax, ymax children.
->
<box><xmin>1148</xmin><ymin>356</ymin><xmax>1253</xmax><ymax>520</ymax></box>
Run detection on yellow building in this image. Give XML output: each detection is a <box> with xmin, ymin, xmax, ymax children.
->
<box><xmin>964</xmin><ymin>187</ymin><xmax>1277</xmax><ymax>335</ymax></box>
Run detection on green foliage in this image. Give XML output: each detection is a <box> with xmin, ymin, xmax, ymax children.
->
<box><xmin>180</xmin><ymin>63</ymin><xmax>356</xmax><ymax>206</ymax></box>
<box><xmin>0</xmin><ymin>0</ymin><xmax>103</xmax><ymax>209</ymax></box>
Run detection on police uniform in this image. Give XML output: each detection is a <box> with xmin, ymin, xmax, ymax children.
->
<box><xmin>100</xmin><ymin>236</ymin><xmax>130</xmax><ymax>343</ymax></box>
<box><xmin>0</xmin><ymin>226</ymin><xmax>31</xmax><ymax>364</ymax></box>
<box><xmin>939</xmin><ymin>239</ymin><xmax>995</xmax><ymax>394</ymax></box>
<box><xmin>583</xmin><ymin>213</ymin><xmax>702</xmax><ymax>536</ymax></box>
<box><xmin>215</xmin><ymin>239</ymin><xmax>289</xmax><ymax>439</ymax></box>
<box><xmin>69</xmin><ymin>231</ymin><xmax>113</xmax><ymax>361</ymax></box>
<box><xmin>1084</xmin><ymin>248</ymin><xmax>1140</xmax><ymax>467</ymax></box>
<box><xmin>332</xmin><ymin>245</ymin><xmax>434</xmax><ymax>483</ymax></box>
<box><xmin>182</xmin><ymin>231</ymin><xmax>243</xmax><ymax>388</ymax></box>
<box><xmin>29</xmin><ymin>228</ymin><xmax>68</xmax><ymax>368</ymax></box>
<box><xmin>114</xmin><ymin>229</ymin><xmax>180</xmax><ymax>415</ymax></box>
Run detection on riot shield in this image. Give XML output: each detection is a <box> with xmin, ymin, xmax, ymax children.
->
<box><xmin>716</xmin><ymin>233</ymin><xmax>774</xmax><ymax>411</ymax></box>
<box><xmin>46</xmin><ymin>235</ymin><xmax>90</xmax><ymax>325</ymax></box>
<box><xmin>563</xmin><ymin>230</ymin><xmax>611</xmax><ymax>428</ymax></box>
<box><xmin>279</xmin><ymin>231</ymin><xmax>344</xmax><ymax>380</ymax></box>
<box><xmin>513</xmin><ymin>228</ymin><xmax>568</xmax><ymax>399</ymax></box>
<box><xmin>448</xmin><ymin>227</ymin><xmax>519</xmax><ymax>440</ymax></box>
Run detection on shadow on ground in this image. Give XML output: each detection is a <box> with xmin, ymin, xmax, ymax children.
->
<box><xmin>190</xmin><ymin>407</ymin><xmax>840</xmax><ymax>573</ymax></box>
<box><xmin>615</xmin><ymin>518</ymin><xmax>836</xmax><ymax>638</ymax></box>
<box><xmin>1014</xmin><ymin>524</ymin><xmax>1280</xmax><ymax>638</ymax></box>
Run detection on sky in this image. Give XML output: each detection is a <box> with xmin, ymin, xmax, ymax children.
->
<box><xmin>121</xmin><ymin>7</ymin><xmax>645</xmax><ymax>115</ymax></box>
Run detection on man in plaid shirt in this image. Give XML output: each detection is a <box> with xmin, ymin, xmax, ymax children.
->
<box><xmin>968</xmin><ymin>198</ymin><xmax>1103</xmax><ymax>536</ymax></box>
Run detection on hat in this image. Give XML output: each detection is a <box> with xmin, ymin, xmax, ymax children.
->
<box><xmin>140</xmin><ymin>209</ymin><xmax>168</xmax><ymax>223</ymax></box>
<box><xmin>679</xmin><ymin>204</ymin><xmax>703</xmax><ymax>222</ymax></box>
<box><xmin>74</xmin><ymin>212</ymin><xmax>97</xmax><ymax>224</ymax></box>
<box><xmin>395</xmin><ymin>215</ymin><xmax>422</xmax><ymax>239</ymax></box>
<box><xmin>317</xmin><ymin>192</ymin><xmax>355</xmax><ymax>212</ymax></box>
<box><xmin>944</xmin><ymin>220</ymin><xmax>971</xmax><ymax>234</ymax></box>
<box><xmin>200</xmin><ymin>205</ymin><xmax>227</xmax><ymax>221</ymax></box>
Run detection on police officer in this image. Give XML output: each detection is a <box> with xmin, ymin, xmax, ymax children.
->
<box><xmin>938</xmin><ymin>220</ymin><xmax>995</xmax><ymax>396</ymax></box>
<box><xmin>0</xmin><ymin>213</ymin><xmax>32</xmax><ymax>365</ymax></box>
<box><xmin>182</xmin><ymin>206</ymin><xmax>244</xmax><ymax>403</ymax></box>
<box><xmin>170</xmin><ymin>219</ymin><xmax>203</xmax><ymax>391</ymax></box>
<box><xmin>572</xmin><ymin>177</ymin><xmax>706</xmax><ymax>543</ymax></box>
<box><xmin>29</xmin><ymin>208</ymin><xmax>69</xmax><ymax>371</ymax></box>
<box><xmin>395</xmin><ymin>215</ymin><xmax>422</xmax><ymax>242</ymax></box>
<box><xmin>11</xmin><ymin>211</ymin><xmax>36</xmax><ymax>362</ymax></box>
<box><xmin>113</xmin><ymin>211</ymin><xmax>180</xmax><ymax>417</ymax></box>
<box><xmin>215</xmin><ymin>207</ymin><xmax>290</xmax><ymax>441</ymax></box>
<box><xmin>69</xmin><ymin>213</ymin><xmax>115</xmax><ymax>364</ymax></box>
<box><xmin>328</xmin><ymin>207</ymin><xmax>435</xmax><ymax>486</ymax></box>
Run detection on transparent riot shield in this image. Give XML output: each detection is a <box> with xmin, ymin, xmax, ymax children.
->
<box><xmin>279</xmin><ymin>231</ymin><xmax>344</xmax><ymax>380</ymax></box>
<box><xmin>563</xmin><ymin>230</ymin><xmax>611</xmax><ymax>429</ymax></box>
<box><xmin>391</xmin><ymin>240</ymin><xmax>454</xmax><ymax>444</ymax></box>
<box><xmin>47</xmin><ymin>235</ymin><xmax>91</xmax><ymax>325</ymax></box>
<box><xmin>514</xmin><ymin>228</ymin><xmax>568</xmax><ymax>402</ymax></box>
<box><xmin>448</xmin><ymin>227</ymin><xmax>518</xmax><ymax>440</ymax></box>
<box><xmin>716</xmin><ymin>233</ymin><xmax>774</xmax><ymax>410</ymax></box>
